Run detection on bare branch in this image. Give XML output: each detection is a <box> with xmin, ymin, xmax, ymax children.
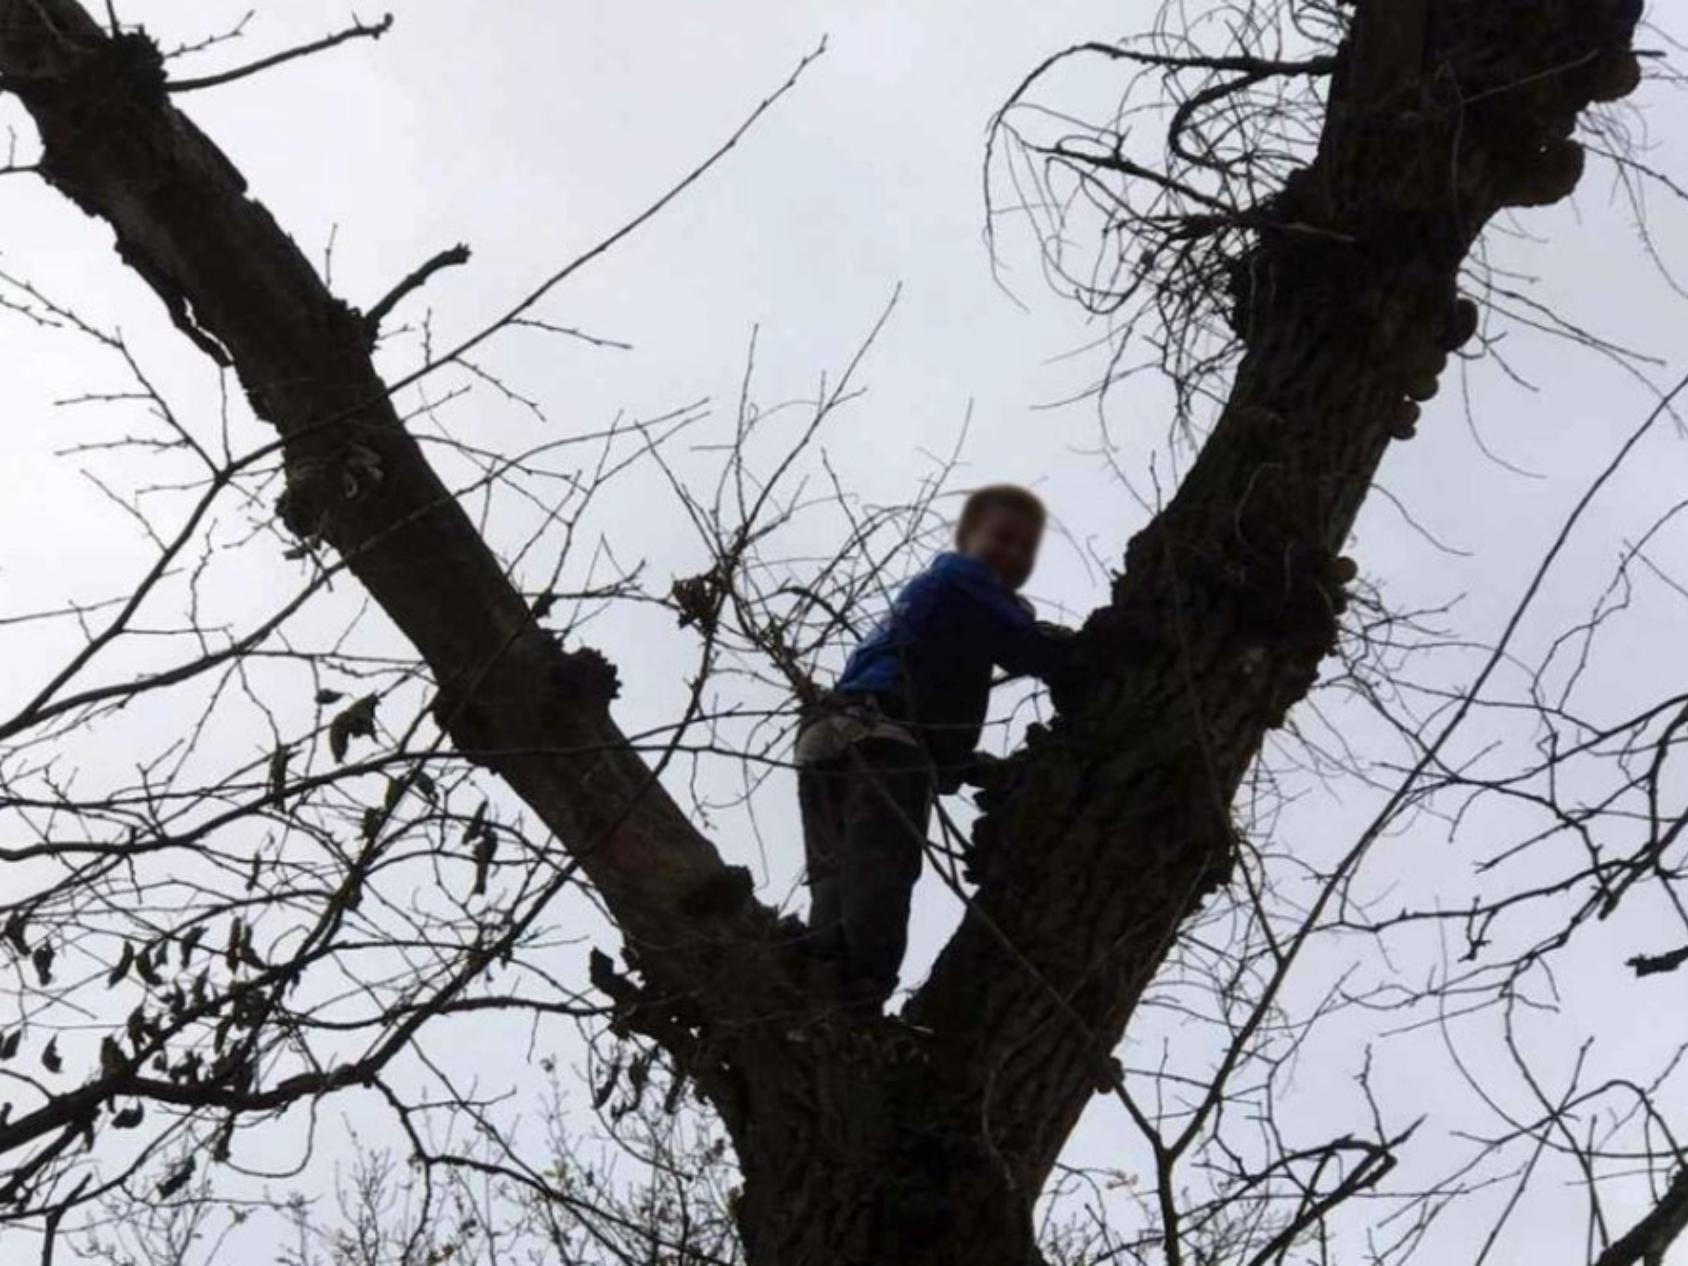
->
<box><xmin>1594</xmin><ymin>1169</ymin><xmax>1688</xmax><ymax>1266</ymax></box>
<box><xmin>165</xmin><ymin>11</ymin><xmax>394</xmax><ymax>93</ymax></box>
<box><xmin>362</xmin><ymin>243</ymin><xmax>471</xmax><ymax>344</ymax></box>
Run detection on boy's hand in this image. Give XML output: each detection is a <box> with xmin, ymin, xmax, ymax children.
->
<box><xmin>958</xmin><ymin>750</ymin><xmax>1010</xmax><ymax>792</ymax></box>
<box><xmin>1035</xmin><ymin>622</ymin><xmax>1087</xmax><ymax>714</ymax></box>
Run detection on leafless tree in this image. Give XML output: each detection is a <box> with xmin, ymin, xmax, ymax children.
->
<box><xmin>0</xmin><ymin>1</ymin><xmax>1681</xmax><ymax>1264</ymax></box>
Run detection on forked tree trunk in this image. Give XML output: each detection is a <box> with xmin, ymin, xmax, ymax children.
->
<box><xmin>0</xmin><ymin>1</ymin><xmax>1643</xmax><ymax>1262</ymax></box>
<box><xmin>732</xmin><ymin>1054</ymin><xmax>1040</xmax><ymax>1264</ymax></box>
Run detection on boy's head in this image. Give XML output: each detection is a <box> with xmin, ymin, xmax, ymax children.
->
<box><xmin>955</xmin><ymin>484</ymin><xmax>1046</xmax><ymax>590</ymax></box>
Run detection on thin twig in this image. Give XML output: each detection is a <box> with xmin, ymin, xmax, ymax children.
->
<box><xmin>384</xmin><ymin>37</ymin><xmax>828</xmax><ymax>395</ymax></box>
<box><xmin>166</xmin><ymin>12</ymin><xmax>394</xmax><ymax>93</ymax></box>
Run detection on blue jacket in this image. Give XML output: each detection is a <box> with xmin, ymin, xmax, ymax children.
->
<box><xmin>837</xmin><ymin>553</ymin><xmax>1072</xmax><ymax>778</ymax></box>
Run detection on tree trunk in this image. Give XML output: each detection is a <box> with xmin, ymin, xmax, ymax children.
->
<box><xmin>731</xmin><ymin>1042</ymin><xmax>1045</xmax><ymax>1266</ymax></box>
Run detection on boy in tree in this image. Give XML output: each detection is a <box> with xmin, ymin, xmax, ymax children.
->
<box><xmin>797</xmin><ymin>484</ymin><xmax>1079</xmax><ymax>1013</ymax></box>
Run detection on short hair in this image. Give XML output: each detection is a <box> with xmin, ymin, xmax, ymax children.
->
<box><xmin>955</xmin><ymin>484</ymin><xmax>1047</xmax><ymax>546</ymax></box>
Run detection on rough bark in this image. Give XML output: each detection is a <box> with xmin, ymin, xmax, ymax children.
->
<box><xmin>900</xmin><ymin>0</ymin><xmax>1646</xmax><ymax>1219</ymax></box>
<box><xmin>0</xmin><ymin>0</ymin><xmax>1645</xmax><ymax>1262</ymax></box>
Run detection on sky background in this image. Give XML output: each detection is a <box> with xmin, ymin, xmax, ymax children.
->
<box><xmin>3</xmin><ymin>1</ymin><xmax>1688</xmax><ymax>1260</ymax></box>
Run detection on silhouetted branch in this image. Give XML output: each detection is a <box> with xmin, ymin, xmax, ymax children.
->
<box><xmin>1629</xmin><ymin>945</ymin><xmax>1688</xmax><ymax>978</ymax></box>
<box><xmin>362</xmin><ymin>243</ymin><xmax>471</xmax><ymax>343</ymax></box>
<box><xmin>166</xmin><ymin>11</ymin><xmax>394</xmax><ymax>93</ymax></box>
<box><xmin>1594</xmin><ymin>1169</ymin><xmax>1688</xmax><ymax>1266</ymax></box>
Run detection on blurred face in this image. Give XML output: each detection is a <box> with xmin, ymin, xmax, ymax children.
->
<box><xmin>960</xmin><ymin>503</ymin><xmax>1043</xmax><ymax>591</ymax></box>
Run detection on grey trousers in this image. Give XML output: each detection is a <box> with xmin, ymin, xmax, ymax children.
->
<box><xmin>798</xmin><ymin>738</ymin><xmax>935</xmax><ymax>1011</ymax></box>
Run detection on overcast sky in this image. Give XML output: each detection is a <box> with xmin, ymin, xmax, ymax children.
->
<box><xmin>4</xmin><ymin>2</ymin><xmax>1688</xmax><ymax>1261</ymax></box>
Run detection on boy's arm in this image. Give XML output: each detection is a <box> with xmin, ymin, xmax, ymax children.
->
<box><xmin>943</xmin><ymin>560</ymin><xmax>1076</xmax><ymax>684</ymax></box>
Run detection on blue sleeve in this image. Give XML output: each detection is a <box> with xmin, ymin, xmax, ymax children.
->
<box><xmin>936</xmin><ymin>556</ymin><xmax>1072</xmax><ymax>682</ymax></box>
<box><xmin>835</xmin><ymin>566</ymin><xmax>944</xmax><ymax>694</ymax></box>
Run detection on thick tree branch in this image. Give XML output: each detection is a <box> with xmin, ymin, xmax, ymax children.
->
<box><xmin>0</xmin><ymin>1</ymin><xmax>807</xmax><ymax>1039</ymax></box>
<box><xmin>1594</xmin><ymin>1168</ymin><xmax>1688</xmax><ymax>1266</ymax></box>
<box><xmin>906</xmin><ymin>0</ymin><xmax>1647</xmax><ymax>1195</ymax></box>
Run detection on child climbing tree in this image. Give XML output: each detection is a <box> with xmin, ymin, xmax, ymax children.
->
<box><xmin>0</xmin><ymin>2</ymin><xmax>1677</xmax><ymax>1264</ymax></box>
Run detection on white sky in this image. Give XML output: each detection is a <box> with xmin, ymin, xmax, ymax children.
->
<box><xmin>3</xmin><ymin>2</ymin><xmax>1688</xmax><ymax>1261</ymax></box>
